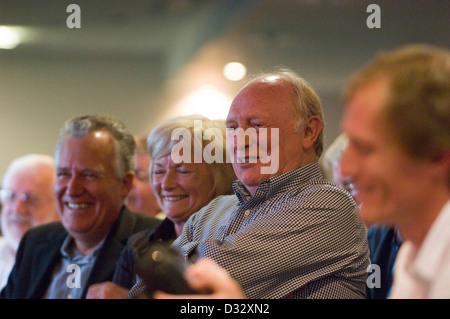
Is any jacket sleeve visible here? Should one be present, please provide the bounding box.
[0,230,31,299]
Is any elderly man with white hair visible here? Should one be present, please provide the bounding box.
[0,154,59,289]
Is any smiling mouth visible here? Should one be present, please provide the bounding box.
[236,157,258,163]
[66,202,91,209]
[163,196,187,201]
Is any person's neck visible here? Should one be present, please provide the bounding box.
[174,222,185,238]
[72,236,103,256]
[399,194,449,248]
[246,159,318,197]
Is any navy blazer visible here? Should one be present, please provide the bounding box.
[366,225,402,299]
[0,207,161,299]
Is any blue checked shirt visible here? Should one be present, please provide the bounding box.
[172,161,369,299]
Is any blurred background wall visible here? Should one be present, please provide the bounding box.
[0,0,448,176]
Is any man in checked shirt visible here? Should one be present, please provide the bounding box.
[148,67,369,299]
[159,44,450,300]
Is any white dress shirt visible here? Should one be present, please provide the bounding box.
[0,237,16,291]
[390,200,450,299]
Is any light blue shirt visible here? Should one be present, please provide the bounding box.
[43,235,104,299]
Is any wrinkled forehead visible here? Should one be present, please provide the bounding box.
[55,132,121,174]
[228,78,294,116]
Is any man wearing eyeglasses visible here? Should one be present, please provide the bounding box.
[0,154,59,290]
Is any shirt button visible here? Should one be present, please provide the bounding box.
[244,210,251,217]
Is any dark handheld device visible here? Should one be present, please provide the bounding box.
[133,241,197,298]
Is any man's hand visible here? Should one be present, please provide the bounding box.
[86,281,130,299]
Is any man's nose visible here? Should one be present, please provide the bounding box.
[10,197,29,215]
[66,175,83,196]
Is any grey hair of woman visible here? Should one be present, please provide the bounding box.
[147,114,237,198]
[54,114,136,179]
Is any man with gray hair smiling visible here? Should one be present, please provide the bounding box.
[0,115,160,299]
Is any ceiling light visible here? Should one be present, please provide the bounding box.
[223,62,247,81]
[0,26,22,49]
[174,85,232,120]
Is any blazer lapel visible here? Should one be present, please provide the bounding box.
[28,227,67,298]
[82,208,137,297]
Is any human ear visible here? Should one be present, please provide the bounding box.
[302,116,323,151]
[430,151,450,188]
[120,171,134,198]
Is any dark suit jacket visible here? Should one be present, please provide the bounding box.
[366,225,402,299]
[0,207,161,299]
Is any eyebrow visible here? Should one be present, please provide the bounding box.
[154,162,187,169]
[56,167,104,175]
[80,167,103,173]
[153,162,165,167]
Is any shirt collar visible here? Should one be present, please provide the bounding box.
[60,234,105,262]
[410,199,450,282]
[148,217,176,242]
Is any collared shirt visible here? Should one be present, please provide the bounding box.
[172,162,370,299]
[0,237,15,291]
[43,235,105,299]
[389,200,450,299]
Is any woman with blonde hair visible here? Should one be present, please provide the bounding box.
[87,114,236,299]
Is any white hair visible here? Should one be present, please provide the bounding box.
[2,154,55,187]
